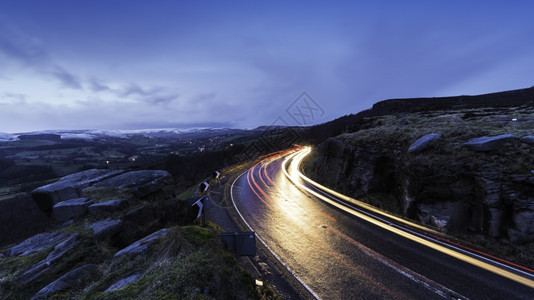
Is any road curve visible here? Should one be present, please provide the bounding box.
[230,146,534,299]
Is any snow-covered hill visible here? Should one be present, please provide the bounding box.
[0,128,248,142]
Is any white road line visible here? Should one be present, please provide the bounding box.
[230,169,321,300]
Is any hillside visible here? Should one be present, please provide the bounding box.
[300,86,534,144]
[304,87,534,267]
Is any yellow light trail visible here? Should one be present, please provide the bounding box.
[282,147,534,288]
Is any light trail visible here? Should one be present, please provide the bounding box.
[230,170,321,300]
[283,147,534,289]
[246,162,272,209]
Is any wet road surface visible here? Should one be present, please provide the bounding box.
[230,147,534,299]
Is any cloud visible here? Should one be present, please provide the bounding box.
[0,92,27,104]
[51,66,83,89]
[0,23,49,67]
[88,77,111,92]
[0,23,83,91]
[115,83,179,105]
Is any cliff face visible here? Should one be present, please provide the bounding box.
[307,108,534,247]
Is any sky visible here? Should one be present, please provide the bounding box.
[1,1,534,133]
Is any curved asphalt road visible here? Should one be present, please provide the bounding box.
[230,147,534,299]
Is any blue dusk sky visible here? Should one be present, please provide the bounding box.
[1,1,533,133]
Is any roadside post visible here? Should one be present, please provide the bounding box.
[190,195,210,226]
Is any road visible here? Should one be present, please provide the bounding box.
[230,146,534,299]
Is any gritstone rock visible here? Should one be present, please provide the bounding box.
[18,233,80,284]
[464,134,516,151]
[408,133,441,153]
[85,218,123,240]
[111,228,167,265]
[88,198,129,216]
[31,264,97,300]
[8,232,68,257]
[104,272,142,293]
[31,169,122,212]
[53,198,94,223]
[91,170,173,198]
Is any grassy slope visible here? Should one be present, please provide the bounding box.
[0,224,277,299]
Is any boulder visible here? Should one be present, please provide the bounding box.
[9,232,68,257]
[86,218,123,240]
[417,202,457,232]
[53,198,94,223]
[81,186,133,201]
[124,205,155,225]
[104,272,142,293]
[88,199,129,216]
[520,135,534,145]
[31,264,98,300]
[91,170,173,198]
[408,133,441,153]
[464,134,516,152]
[31,169,122,212]
[0,195,50,246]
[112,228,167,265]
[18,233,80,284]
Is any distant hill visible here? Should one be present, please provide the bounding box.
[300,86,534,144]
[370,86,534,115]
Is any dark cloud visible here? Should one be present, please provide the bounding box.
[0,22,84,91]
[116,83,179,105]
[51,66,83,89]
[0,23,49,67]
[89,77,111,92]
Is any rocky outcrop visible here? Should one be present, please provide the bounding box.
[508,196,534,243]
[88,198,129,216]
[31,169,173,214]
[53,198,94,223]
[86,218,123,240]
[408,133,441,153]
[124,205,155,225]
[104,272,142,293]
[520,135,534,145]
[8,232,68,257]
[1,167,186,298]
[0,195,49,246]
[309,122,534,244]
[31,264,98,300]
[464,134,516,152]
[31,169,122,212]
[111,228,167,265]
[92,170,173,198]
[18,233,80,284]
[417,202,457,232]
[311,138,355,192]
